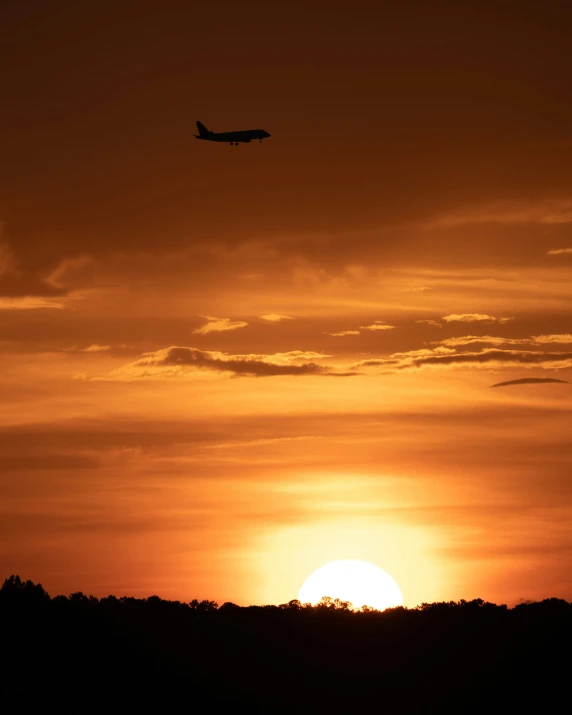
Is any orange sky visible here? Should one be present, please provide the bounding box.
[1,0,572,606]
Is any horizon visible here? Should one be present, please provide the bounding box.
[5,574,570,611]
[1,1,572,609]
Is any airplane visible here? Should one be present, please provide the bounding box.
[194,121,271,146]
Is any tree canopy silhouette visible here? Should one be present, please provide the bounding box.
[1,575,570,712]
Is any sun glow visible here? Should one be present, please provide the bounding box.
[298,560,404,611]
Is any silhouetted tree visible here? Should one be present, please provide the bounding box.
[189,599,218,611]
[219,601,240,611]
[314,596,353,610]
[69,591,90,604]
[0,574,49,604]
[359,604,380,613]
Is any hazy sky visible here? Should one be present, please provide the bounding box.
[1,0,572,606]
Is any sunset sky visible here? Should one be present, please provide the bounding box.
[1,1,572,607]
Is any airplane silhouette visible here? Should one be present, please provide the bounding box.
[195,121,271,146]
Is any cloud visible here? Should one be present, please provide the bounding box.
[416,319,442,327]
[259,314,294,322]
[532,334,572,344]
[112,346,348,379]
[442,313,511,323]
[46,255,96,291]
[0,234,17,280]
[391,347,456,359]
[437,334,572,348]
[83,344,112,352]
[64,344,111,353]
[0,228,98,305]
[359,321,395,331]
[491,377,570,388]
[325,320,394,336]
[437,335,522,348]
[268,350,332,363]
[547,248,572,255]
[428,199,572,227]
[354,346,455,369]
[327,330,361,337]
[0,297,66,310]
[1,228,70,299]
[192,316,249,335]
[404,348,572,370]
[353,347,572,372]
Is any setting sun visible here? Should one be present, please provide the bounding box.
[298,560,404,611]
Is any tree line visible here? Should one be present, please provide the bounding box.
[2,575,570,712]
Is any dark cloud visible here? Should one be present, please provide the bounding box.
[0,233,96,305]
[437,334,572,348]
[491,377,570,388]
[1,231,66,298]
[407,349,572,370]
[0,408,534,457]
[114,346,347,378]
[0,259,67,300]
[354,347,572,372]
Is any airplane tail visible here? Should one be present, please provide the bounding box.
[195,121,210,138]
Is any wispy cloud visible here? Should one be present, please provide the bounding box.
[259,314,294,322]
[428,199,572,227]
[353,347,572,372]
[491,377,570,388]
[354,346,454,369]
[269,350,332,363]
[64,344,111,353]
[424,348,572,370]
[532,334,572,344]
[112,347,348,379]
[1,231,76,300]
[547,248,572,255]
[327,330,361,337]
[442,313,512,323]
[193,316,249,335]
[0,234,17,279]
[325,320,394,336]
[46,255,96,290]
[360,321,395,331]
[416,319,442,327]
[437,335,521,348]
[0,297,66,310]
[437,334,572,348]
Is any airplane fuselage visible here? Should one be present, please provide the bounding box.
[195,122,271,145]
